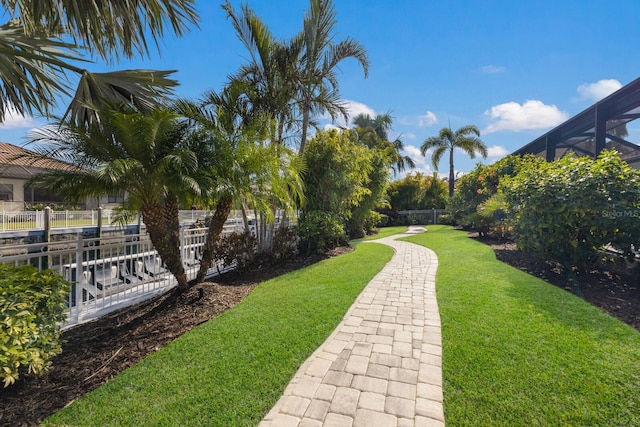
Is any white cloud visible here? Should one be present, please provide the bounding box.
[402,144,433,175]
[481,65,506,74]
[419,111,438,127]
[337,99,376,127]
[322,123,340,131]
[0,105,36,129]
[487,145,509,160]
[483,100,568,134]
[404,144,423,159]
[575,79,622,102]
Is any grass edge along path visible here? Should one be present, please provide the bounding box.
[403,226,640,427]
[44,243,394,427]
[351,225,409,243]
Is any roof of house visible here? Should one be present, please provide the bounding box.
[0,141,74,180]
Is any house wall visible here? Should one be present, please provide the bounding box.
[0,177,26,211]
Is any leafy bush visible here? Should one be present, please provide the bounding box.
[302,129,391,241]
[387,172,447,211]
[0,265,69,387]
[213,231,256,271]
[448,154,543,233]
[347,209,385,238]
[502,150,640,271]
[270,226,300,263]
[298,211,347,254]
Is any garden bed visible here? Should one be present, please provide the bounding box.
[474,233,640,331]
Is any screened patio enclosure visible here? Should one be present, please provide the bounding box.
[513,76,640,169]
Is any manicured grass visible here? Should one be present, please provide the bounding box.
[351,225,409,243]
[403,226,640,427]
[44,243,394,427]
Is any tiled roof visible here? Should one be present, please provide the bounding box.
[0,141,73,179]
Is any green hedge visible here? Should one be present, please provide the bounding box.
[502,150,640,271]
[0,265,69,387]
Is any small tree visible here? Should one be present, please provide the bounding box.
[302,128,390,243]
[387,172,447,211]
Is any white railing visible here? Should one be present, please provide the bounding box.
[0,209,252,232]
[0,212,293,328]
[0,227,236,328]
[0,210,41,231]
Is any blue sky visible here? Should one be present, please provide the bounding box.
[2,0,640,177]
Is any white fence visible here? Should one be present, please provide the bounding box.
[0,209,245,232]
[0,216,261,329]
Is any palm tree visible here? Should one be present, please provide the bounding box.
[0,0,199,125]
[296,0,369,154]
[177,82,305,282]
[222,1,300,147]
[421,125,487,197]
[352,112,415,175]
[26,108,203,292]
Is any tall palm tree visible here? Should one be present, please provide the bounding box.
[222,1,300,147]
[421,124,487,197]
[26,108,203,292]
[296,0,369,154]
[352,112,415,175]
[0,0,199,125]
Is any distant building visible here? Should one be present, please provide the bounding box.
[513,76,640,169]
[0,141,118,211]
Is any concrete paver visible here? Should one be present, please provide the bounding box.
[260,226,443,426]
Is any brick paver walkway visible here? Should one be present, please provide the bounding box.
[260,227,443,426]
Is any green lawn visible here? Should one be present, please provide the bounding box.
[44,243,394,427]
[351,225,409,243]
[403,226,640,427]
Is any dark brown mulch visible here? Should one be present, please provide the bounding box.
[0,249,351,427]
[472,233,640,332]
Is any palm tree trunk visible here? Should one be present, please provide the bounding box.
[140,202,189,292]
[241,199,250,233]
[299,106,311,155]
[195,195,233,283]
[448,148,455,198]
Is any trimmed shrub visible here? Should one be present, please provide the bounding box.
[0,265,68,387]
[213,231,257,271]
[298,211,347,254]
[502,150,640,271]
[270,226,300,263]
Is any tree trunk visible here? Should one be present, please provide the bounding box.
[195,195,233,283]
[140,201,189,292]
[448,148,455,198]
[298,102,311,155]
[241,200,250,233]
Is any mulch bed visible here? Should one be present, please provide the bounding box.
[1,236,639,426]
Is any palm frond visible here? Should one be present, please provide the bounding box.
[64,69,178,126]
[0,21,85,120]
[2,0,199,62]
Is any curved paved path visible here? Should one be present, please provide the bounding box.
[260,227,444,427]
